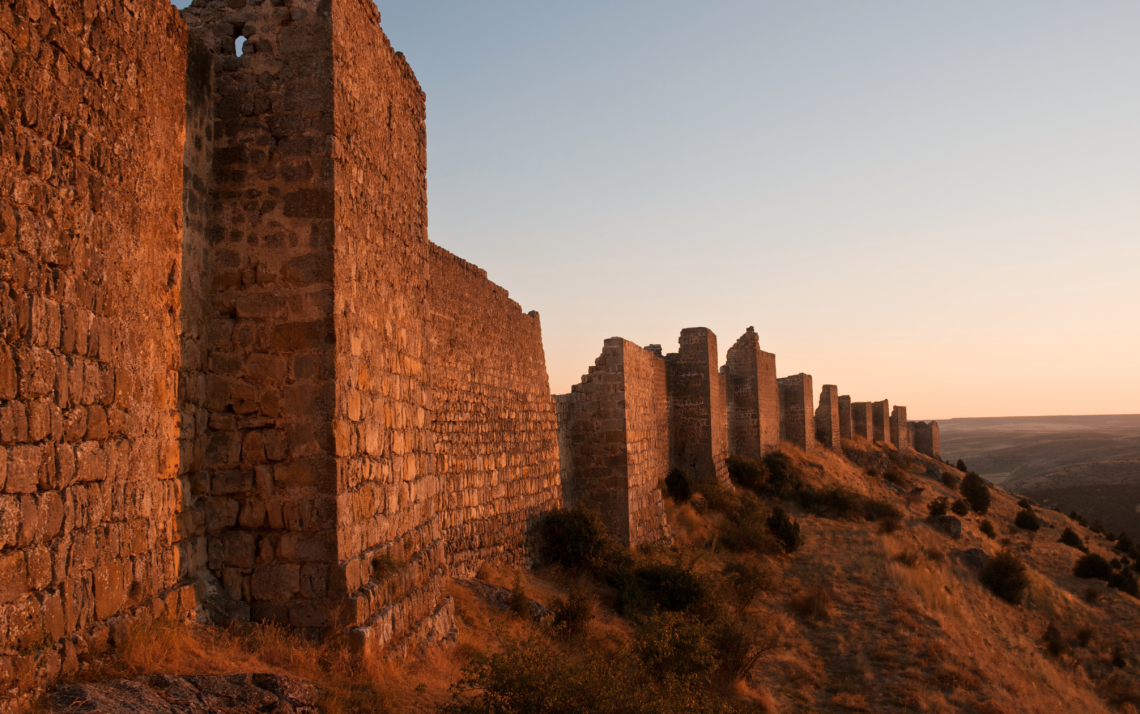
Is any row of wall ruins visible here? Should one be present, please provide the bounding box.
[0,0,938,703]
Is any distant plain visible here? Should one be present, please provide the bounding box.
[940,414,1140,535]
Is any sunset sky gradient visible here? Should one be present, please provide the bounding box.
[179,1,1140,419]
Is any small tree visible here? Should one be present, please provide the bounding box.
[1015,508,1041,531]
[1073,553,1112,581]
[927,496,949,517]
[1108,568,1140,598]
[980,520,997,538]
[956,458,968,472]
[981,548,1030,605]
[950,499,970,516]
[766,505,802,554]
[1059,528,1087,552]
[960,472,991,515]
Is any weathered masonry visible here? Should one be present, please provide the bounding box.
[778,374,815,451]
[890,406,909,450]
[851,402,873,440]
[555,339,671,548]
[872,400,891,443]
[815,385,841,451]
[0,0,564,697]
[666,328,730,485]
[724,328,780,460]
[912,421,940,459]
[837,395,853,440]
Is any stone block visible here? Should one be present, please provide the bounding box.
[252,564,301,602]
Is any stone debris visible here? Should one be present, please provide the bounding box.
[48,673,320,714]
[455,579,552,623]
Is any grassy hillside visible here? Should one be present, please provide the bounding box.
[70,439,1140,714]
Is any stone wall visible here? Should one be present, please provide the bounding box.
[890,406,909,450]
[556,338,669,548]
[724,327,780,460]
[913,421,940,459]
[665,328,729,485]
[427,245,561,573]
[851,402,872,440]
[0,0,196,701]
[777,374,814,451]
[837,395,853,440]
[814,385,840,451]
[872,400,890,443]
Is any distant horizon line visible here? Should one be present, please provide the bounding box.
[934,413,1140,421]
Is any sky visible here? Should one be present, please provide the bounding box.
[176,1,1140,419]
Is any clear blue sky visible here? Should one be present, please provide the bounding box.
[177,1,1140,419]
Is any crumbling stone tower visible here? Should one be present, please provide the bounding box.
[850,402,873,440]
[555,339,671,548]
[815,385,841,451]
[871,400,890,443]
[777,374,814,451]
[665,328,730,485]
[724,327,780,460]
[913,421,941,459]
[837,395,853,440]
[890,406,909,450]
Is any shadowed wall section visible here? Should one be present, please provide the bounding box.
[913,421,940,459]
[666,328,729,485]
[815,385,840,451]
[890,406,909,450]
[724,327,780,460]
[851,402,873,440]
[872,400,890,443]
[778,374,814,451]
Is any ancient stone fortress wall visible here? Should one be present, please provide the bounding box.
[890,406,909,450]
[724,327,780,460]
[0,0,197,699]
[556,339,670,548]
[837,395,853,440]
[814,385,840,451]
[872,400,890,443]
[850,402,873,440]
[777,374,814,451]
[665,328,729,485]
[912,421,940,459]
[426,244,562,573]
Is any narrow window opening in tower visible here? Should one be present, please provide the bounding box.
[235,36,246,56]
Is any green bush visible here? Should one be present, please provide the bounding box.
[1108,568,1140,598]
[725,456,768,492]
[1017,498,1032,509]
[536,506,610,570]
[1091,520,1106,535]
[981,548,1030,605]
[980,520,996,538]
[708,611,780,683]
[665,467,693,504]
[631,563,710,613]
[1059,527,1087,551]
[1073,553,1112,581]
[719,494,780,555]
[1070,511,1088,527]
[927,496,949,517]
[960,472,991,515]
[552,591,596,638]
[762,452,803,494]
[766,505,802,554]
[956,459,968,472]
[721,556,774,613]
[1014,508,1041,531]
[950,499,970,516]
[941,472,960,489]
[635,611,718,682]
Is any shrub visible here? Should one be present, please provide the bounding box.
[1059,527,1087,552]
[960,472,991,515]
[790,585,833,621]
[863,498,904,523]
[1073,553,1112,581]
[509,576,531,618]
[1091,520,1106,535]
[632,563,710,613]
[878,517,902,535]
[956,458,968,472]
[766,505,802,554]
[1070,511,1088,527]
[883,465,908,486]
[980,520,996,538]
[981,548,1030,605]
[799,487,900,524]
[762,452,803,494]
[1042,622,1066,657]
[719,495,780,555]
[552,591,596,637]
[941,472,960,489]
[721,556,774,613]
[635,612,718,682]
[1017,498,1032,509]
[725,456,768,492]
[950,499,970,516]
[536,506,609,570]
[1108,568,1140,598]
[708,612,780,683]
[1014,508,1041,531]
[665,467,693,504]
[927,497,949,518]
